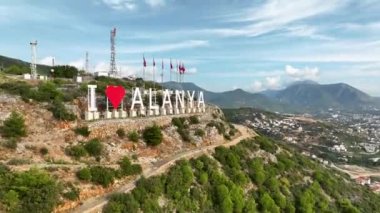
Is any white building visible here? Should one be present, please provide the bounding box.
[94,71,109,77]
[331,144,347,152]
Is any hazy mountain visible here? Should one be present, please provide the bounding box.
[162,81,380,113]
[0,54,53,74]
[162,82,294,112]
[264,82,379,112]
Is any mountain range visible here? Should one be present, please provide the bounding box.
[1,54,379,113]
[162,81,380,113]
[0,55,56,75]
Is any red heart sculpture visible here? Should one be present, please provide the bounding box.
[105,85,126,109]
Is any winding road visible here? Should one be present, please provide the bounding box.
[71,124,256,213]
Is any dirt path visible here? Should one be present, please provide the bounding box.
[71,124,256,213]
[333,164,380,178]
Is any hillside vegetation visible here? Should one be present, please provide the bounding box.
[103,136,380,213]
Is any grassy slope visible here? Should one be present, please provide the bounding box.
[103,136,380,213]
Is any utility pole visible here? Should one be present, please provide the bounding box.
[30,40,38,79]
[109,28,117,77]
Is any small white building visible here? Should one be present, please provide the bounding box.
[331,144,347,152]
[75,76,83,83]
[94,71,109,77]
[356,176,371,186]
[23,73,31,80]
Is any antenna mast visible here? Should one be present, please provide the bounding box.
[85,51,89,73]
[109,28,117,77]
[30,40,38,79]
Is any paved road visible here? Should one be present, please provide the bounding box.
[71,124,256,213]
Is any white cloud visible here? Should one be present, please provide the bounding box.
[236,0,342,23]
[101,0,137,10]
[69,59,85,70]
[145,0,165,8]
[285,65,319,80]
[120,40,209,53]
[285,25,334,40]
[94,61,108,72]
[39,56,55,66]
[271,39,380,62]
[248,76,282,92]
[339,22,380,31]
[186,67,197,74]
[266,76,282,89]
[250,81,263,92]
[100,0,166,10]
[205,0,345,38]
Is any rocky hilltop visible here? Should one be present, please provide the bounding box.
[0,74,239,212]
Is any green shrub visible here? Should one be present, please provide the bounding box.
[189,116,200,124]
[0,81,33,102]
[194,129,205,137]
[127,131,139,142]
[116,128,126,138]
[178,128,191,142]
[34,81,62,102]
[229,129,237,137]
[0,168,61,212]
[118,156,142,176]
[84,139,103,157]
[1,111,27,138]
[224,134,231,140]
[62,184,80,201]
[49,98,76,121]
[39,147,49,155]
[3,138,18,149]
[52,65,79,78]
[66,144,87,160]
[89,166,116,187]
[76,168,92,181]
[7,158,30,165]
[74,126,90,137]
[207,121,225,135]
[172,117,184,129]
[143,125,163,146]
[256,136,277,153]
[3,65,29,75]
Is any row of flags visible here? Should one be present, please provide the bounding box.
[143,56,186,74]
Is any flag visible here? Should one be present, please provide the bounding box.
[153,58,155,67]
[143,55,146,67]
[179,62,185,74]
[170,59,173,70]
[162,59,164,70]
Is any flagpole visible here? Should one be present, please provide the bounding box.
[143,54,146,89]
[153,59,155,90]
[176,60,179,83]
[161,59,164,84]
[170,59,172,82]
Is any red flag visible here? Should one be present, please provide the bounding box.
[182,63,186,73]
[153,58,155,67]
[170,59,173,69]
[143,55,146,67]
[162,59,164,70]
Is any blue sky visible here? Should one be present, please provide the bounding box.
[1,0,380,96]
